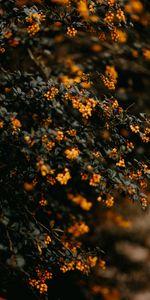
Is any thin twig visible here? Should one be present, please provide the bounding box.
[25,207,51,234]
[6,229,13,252]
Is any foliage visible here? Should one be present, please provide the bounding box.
[0,0,150,298]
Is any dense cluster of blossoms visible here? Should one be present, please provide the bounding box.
[0,0,150,299]
[101,66,118,90]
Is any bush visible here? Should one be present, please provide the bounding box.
[0,0,150,298]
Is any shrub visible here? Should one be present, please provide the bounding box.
[0,0,149,298]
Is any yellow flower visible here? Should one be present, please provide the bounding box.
[68,221,89,237]
[56,168,71,185]
[117,29,127,43]
[105,195,114,207]
[68,193,92,211]
[143,49,150,60]
[116,159,125,167]
[27,23,40,36]
[64,147,80,160]
[44,86,58,100]
[89,173,101,186]
[130,124,140,133]
[67,27,77,37]
[78,0,89,18]
[102,66,118,90]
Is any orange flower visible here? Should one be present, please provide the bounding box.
[11,118,22,128]
[68,221,89,237]
[27,23,40,36]
[68,193,92,211]
[116,158,125,167]
[67,27,77,37]
[105,195,114,207]
[64,147,80,160]
[44,87,58,100]
[56,168,71,185]
[78,0,89,18]
[89,173,101,186]
[130,124,140,133]
[102,66,118,90]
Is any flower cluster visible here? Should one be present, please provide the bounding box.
[29,269,52,294]
[56,168,71,185]
[44,87,59,100]
[26,11,45,36]
[65,92,97,119]
[67,193,92,211]
[67,26,77,37]
[64,147,80,160]
[60,255,98,274]
[101,66,118,90]
[68,222,89,237]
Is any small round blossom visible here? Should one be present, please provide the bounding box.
[139,179,147,189]
[126,141,134,150]
[37,160,50,176]
[23,180,37,191]
[0,120,4,128]
[140,197,148,209]
[47,175,56,185]
[0,47,5,54]
[108,0,116,6]
[56,130,64,141]
[143,164,150,174]
[77,0,89,18]
[80,173,88,180]
[44,234,52,245]
[108,148,118,159]
[125,0,143,14]
[143,49,150,60]
[88,256,98,268]
[112,99,119,109]
[116,158,125,167]
[46,141,55,151]
[98,32,106,41]
[117,29,127,43]
[140,134,149,143]
[39,198,48,206]
[3,31,13,39]
[11,118,22,129]
[99,259,106,270]
[130,124,140,133]
[89,173,101,186]
[89,2,95,13]
[97,195,102,202]
[66,129,77,136]
[144,127,150,135]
